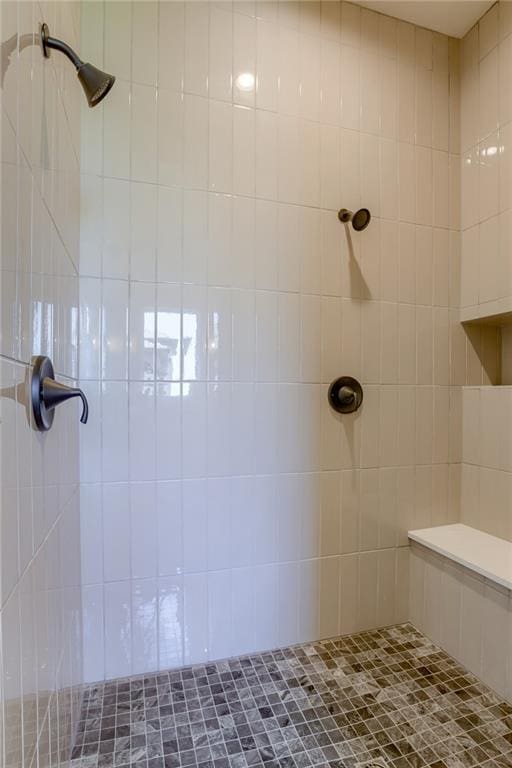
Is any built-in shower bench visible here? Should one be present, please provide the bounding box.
[407,523,512,703]
[408,523,512,591]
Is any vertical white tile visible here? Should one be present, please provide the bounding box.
[158,575,184,669]
[298,559,319,642]
[80,381,102,484]
[129,283,156,381]
[130,183,157,282]
[104,1,131,80]
[479,4,498,60]
[232,567,255,654]
[300,32,320,122]
[183,572,208,664]
[233,107,256,198]
[82,585,105,683]
[207,382,232,476]
[102,382,129,482]
[319,556,340,638]
[499,35,512,126]
[158,187,183,283]
[320,124,341,211]
[208,570,233,660]
[300,295,321,383]
[358,551,378,630]
[360,132,380,218]
[257,20,279,111]
[340,45,360,130]
[279,293,301,382]
[255,110,278,200]
[254,564,279,648]
[103,79,131,180]
[132,2,158,85]
[279,27,300,115]
[320,38,340,125]
[233,12,256,107]
[415,146,433,226]
[360,50,381,135]
[158,2,185,92]
[102,178,130,279]
[399,142,415,223]
[184,2,209,96]
[182,382,207,478]
[183,95,209,190]
[130,482,157,578]
[209,7,233,102]
[132,578,158,674]
[102,279,129,381]
[80,484,103,586]
[482,582,510,698]
[208,193,233,287]
[104,581,132,679]
[157,481,183,576]
[209,101,233,193]
[380,138,398,220]
[79,278,101,380]
[415,66,433,148]
[480,47,499,141]
[255,291,279,382]
[479,132,500,222]
[103,483,130,582]
[80,175,103,277]
[381,56,397,139]
[158,90,184,188]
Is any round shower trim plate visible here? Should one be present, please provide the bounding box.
[40,22,51,58]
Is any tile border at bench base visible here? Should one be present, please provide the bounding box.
[409,541,512,703]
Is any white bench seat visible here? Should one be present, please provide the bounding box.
[408,523,512,591]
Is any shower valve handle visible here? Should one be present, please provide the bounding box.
[338,386,356,405]
[31,355,89,431]
[41,377,89,424]
[328,376,363,414]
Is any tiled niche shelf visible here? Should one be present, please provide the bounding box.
[460,310,508,385]
[460,300,512,325]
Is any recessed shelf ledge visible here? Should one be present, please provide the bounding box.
[408,523,512,591]
[460,299,512,325]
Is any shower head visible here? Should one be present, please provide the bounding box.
[40,23,115,107]
[77,63,116,107]
[338,208,371,232]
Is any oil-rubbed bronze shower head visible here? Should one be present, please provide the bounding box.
[40,22,115,107]
[77,62,116,107]
[338,207,371,231]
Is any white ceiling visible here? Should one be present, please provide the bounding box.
[351,1,494,38]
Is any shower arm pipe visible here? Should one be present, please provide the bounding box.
[39,23,115,108]
[41,25,83,68]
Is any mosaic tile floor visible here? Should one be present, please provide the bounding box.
[71,624,512,768]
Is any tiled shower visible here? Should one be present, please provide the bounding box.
[78,0,463,681]
[1,0,512,767]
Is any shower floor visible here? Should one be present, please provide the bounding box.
[70,624,512,768]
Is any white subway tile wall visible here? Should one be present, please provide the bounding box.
[462,385,512,541]
[460,2,512,314]
[1,1,83,766]
[78,0,472,683]
[459,2,512,541]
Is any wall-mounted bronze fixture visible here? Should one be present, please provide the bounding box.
[338,208,371,231]
[40,22,115,107]
[328,376,363,414]
[31,356,89,432]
